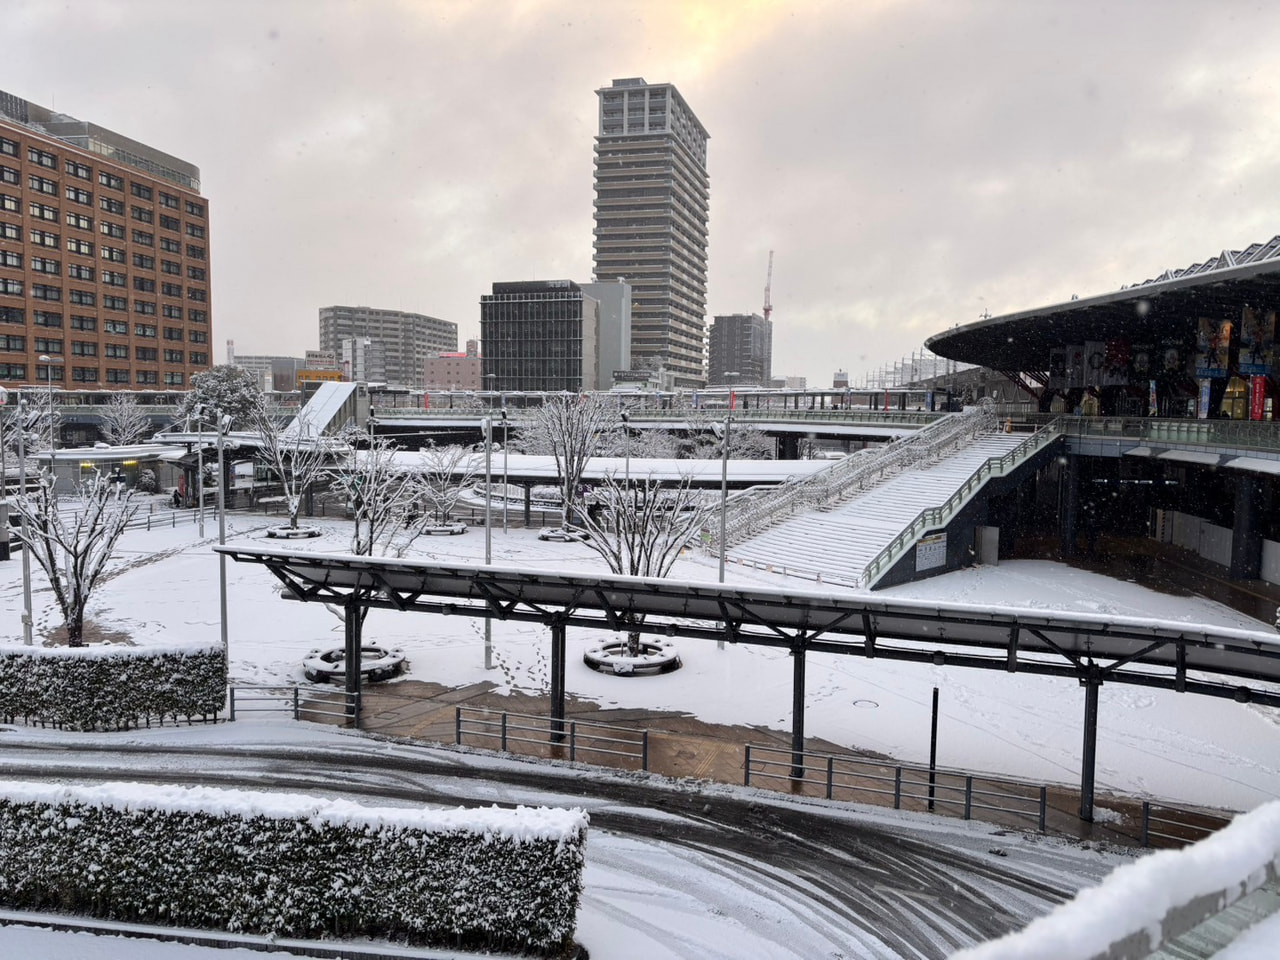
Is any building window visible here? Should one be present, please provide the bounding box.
[28,174,57,195]
[160,259,180,275]
[69,315,96,332]
[163,371,184,386]
[131,229,153,247]
[162,303,182,319]
[0,278,23,296]
[0,306,24,324]
[130,182,153,200]
[68,289,95,306]
[161,282,182,298]
[131,205,153,224]
[0,364,27,379]
[188,329,208,344]
[159,214,179,231]
[4,221,24,239]
[29,203,58,222]
[186,244,205,260]
[31,283,61,301]
[164,348,183,363]
[71,341,97,357]
[0,137,17,157]
[0,193,17,212]
[102,270,126,287]
[103,295,127,311]
[132,253,155,270]
[136,370,158,385]
[30,229,59,247]
[187,287,207,302]
[188,309,207,323]
[185,222,206,239]
[188,351,208,365]
[185,200,205,217]
[100,197,124,215]
[32,310,62,327]
[65,159,91,180]
[68,264,94,281]
[30,256,60,275]
[100,221,124,239]
[135,346,158,362]
[103,320,127,337]
[160,236,181,253]
[36,364,65,382]
[72,366,99,383]
[187,266,207,281]
[135,322,157,337]
[98,171,123,190]
[33,337,64,355]
[65,185,92,205]
[0,334,24,351]
[134,301,157,317]
[163,325,183,341]
[0,250,19,268]
[104,343,129,358]
[158,191,179,209]
[65,212,93,231]
[133,277,156,293]
[105,368,129,383]
[100,246,125,264]
[27,147,57,169]
[0,165,15,185]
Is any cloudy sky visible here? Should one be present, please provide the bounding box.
[8,0,1280,385]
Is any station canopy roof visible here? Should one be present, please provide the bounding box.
[926,235,1280,371]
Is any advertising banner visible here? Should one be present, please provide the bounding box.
[1251,376,1268,421]
[1240,307,1276,376]
[1067,345,1086,388]
[1083,341,1106,388]
[1102,340,1131,386]
[1195,317,1232,378]
[1048,348,1067,389]
[1197,379,1212,419]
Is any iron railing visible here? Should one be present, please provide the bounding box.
[227,685,358,725]
[455,707,649,771]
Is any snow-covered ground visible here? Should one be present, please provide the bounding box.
[2,511,1279,958]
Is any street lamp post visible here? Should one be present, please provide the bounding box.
[718,412,732,584]
[500,408,509,532]
[620,410,631,489]
[215,409,228,658]
[194,406,205,537]
[481,416,493,669]
[38,355,54,494]
[17,398,32,646]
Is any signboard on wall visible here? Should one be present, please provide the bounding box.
[916,533,947,572]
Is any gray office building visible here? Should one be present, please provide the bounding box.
[708,313,772,387]
[480,281,599,392]
[318,305,456,389]
[593,78,709,388]
[580,280,631,387]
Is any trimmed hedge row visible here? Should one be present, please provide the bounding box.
[0,646,226,729]
[0,783,587,957]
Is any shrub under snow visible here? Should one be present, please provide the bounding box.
[0,645,226,729]
[0,782,588,956]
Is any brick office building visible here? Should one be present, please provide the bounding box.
[0,90,211,392]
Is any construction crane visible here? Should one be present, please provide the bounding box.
[762,250,774,323]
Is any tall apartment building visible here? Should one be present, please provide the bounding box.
[708,313,772,386]
[0,90,211,391]
[593,78,709,388]
[318,305,456,389]
[341,336,385,384]
[480,280,599,392]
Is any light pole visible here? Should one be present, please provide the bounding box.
[17,398,32,645]
[481,416,493,669]
[38,355,54,493]
[500,407,509,532]
[215,409,228,658]
[718,412,732,584]
[194,405,205,537]
[620,409,631,489]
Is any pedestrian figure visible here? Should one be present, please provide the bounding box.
[172,488,181,509]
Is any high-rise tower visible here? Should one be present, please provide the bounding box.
[593,78,709,388]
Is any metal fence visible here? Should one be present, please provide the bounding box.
[455,706,649,771]
[1141,800,1231,848]
[227,685,358,725]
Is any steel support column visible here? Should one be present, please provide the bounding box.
[1060,454,1080,557]
[791,643,806,779]
[344,596,363,729]
[1079,664,1102,822]
[524,484,532,527]
[550,619,567,744]
[1230,472,1263,580]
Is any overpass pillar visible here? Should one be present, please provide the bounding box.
[1060,454,1080,557]
[344,595,364,730]
[550,618,567,744]
[1230,472,1264,580]
[778,435,800,460]
[523,484,533,527]
[1079,663,1102,822]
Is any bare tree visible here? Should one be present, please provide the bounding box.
[252,403,338,530]
[11,470,138,646]
[98,393,153,446]
[686,411,775,460]
[328,434,419,557]
[418,443,479,523]
[578,474,715,656]
[523,394,616,528]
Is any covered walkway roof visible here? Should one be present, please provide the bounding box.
[926,236,1280,371]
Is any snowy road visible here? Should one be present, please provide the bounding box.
[0,723,1128,959]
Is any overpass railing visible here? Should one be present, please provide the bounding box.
[860,419,1062,588]
[714,405,997,552]
[372,405,944,427]
[1020,413,1280,454]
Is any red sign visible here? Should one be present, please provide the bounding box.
[1251,376,1268,421]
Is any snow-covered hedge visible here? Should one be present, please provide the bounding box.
[0,782,587,956]
[0,645,226,730]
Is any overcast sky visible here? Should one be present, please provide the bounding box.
[8,0,1280,385]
